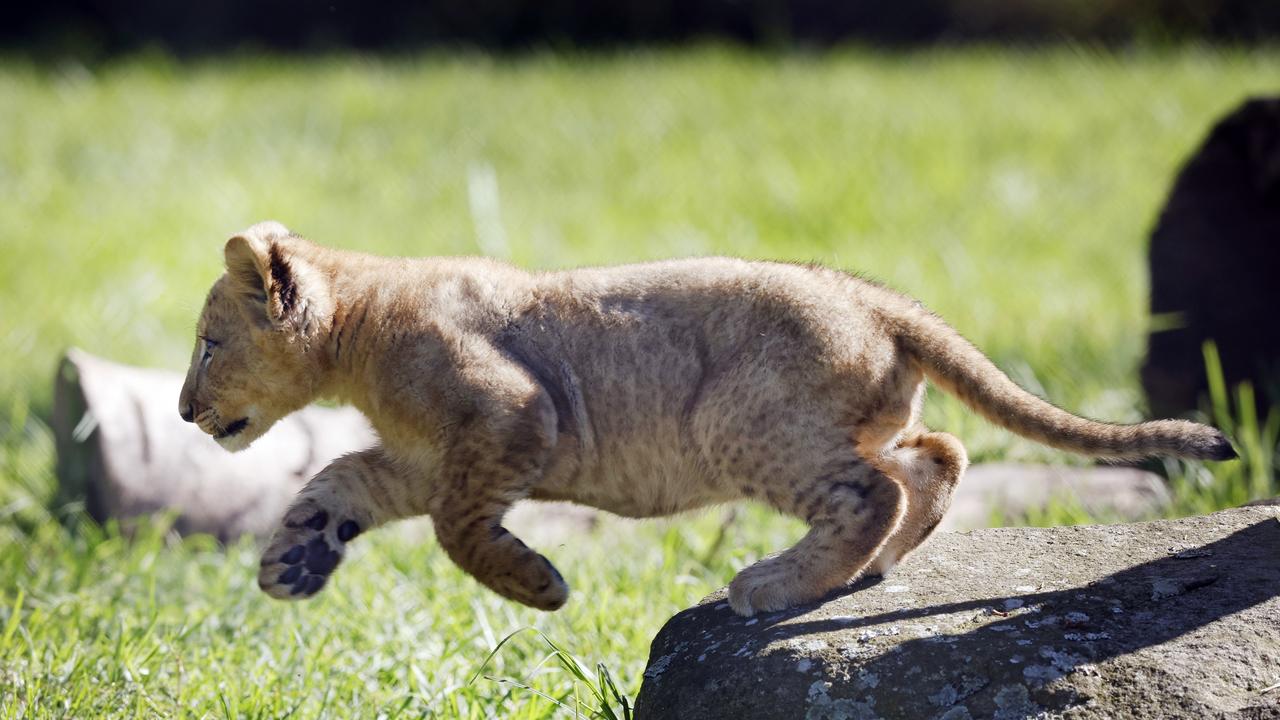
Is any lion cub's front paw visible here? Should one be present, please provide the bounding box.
[514,555,570,611]
[258,499,364,600]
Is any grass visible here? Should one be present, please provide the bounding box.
[1,45,1278,716]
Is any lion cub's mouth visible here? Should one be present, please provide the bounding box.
[214,417,250,439]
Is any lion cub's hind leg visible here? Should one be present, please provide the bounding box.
[866,429,968,578]
[726,459,906,617]
[259,447,422,600]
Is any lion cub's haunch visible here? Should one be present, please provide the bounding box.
[180,222,1235,616]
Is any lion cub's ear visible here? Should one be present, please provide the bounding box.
[224,221,332,341]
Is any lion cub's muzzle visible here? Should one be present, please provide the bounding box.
[190,407,249,440]
[215,417,250,439]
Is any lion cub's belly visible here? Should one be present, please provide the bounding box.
[534,438,724,518]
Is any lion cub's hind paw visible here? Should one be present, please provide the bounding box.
[727,558,822,617]
[258,503,364,600]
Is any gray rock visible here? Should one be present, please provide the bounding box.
[942,463,1171,531]
[635,507,1280,719]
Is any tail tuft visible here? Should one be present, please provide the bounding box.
[1197,430,1237,461]
[1164,420,1237,460]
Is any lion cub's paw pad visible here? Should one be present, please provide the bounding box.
[258,509,363,600]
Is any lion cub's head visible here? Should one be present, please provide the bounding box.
[178,221,334,452]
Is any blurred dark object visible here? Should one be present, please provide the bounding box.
[1142,97,1280,421]
[52,348,375,541]
[5,0,1280,57]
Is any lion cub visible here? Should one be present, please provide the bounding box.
[180,222,1234,616]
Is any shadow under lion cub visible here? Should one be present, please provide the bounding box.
[177,222,1235,616]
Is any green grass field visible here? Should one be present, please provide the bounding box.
[1,46,1277,717]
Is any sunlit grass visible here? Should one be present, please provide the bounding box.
[1,46,1278,717]
[1158,343,1280,517]
[0,459,799,717]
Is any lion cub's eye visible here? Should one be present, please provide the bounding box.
[200,337,219,367]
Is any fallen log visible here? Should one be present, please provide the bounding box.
[51,348,375,541]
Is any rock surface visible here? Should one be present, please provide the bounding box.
[635,507,1280,719]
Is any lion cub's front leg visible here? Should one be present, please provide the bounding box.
[259,447,422,599]
[428,392,569,612]
[432,502,569,611]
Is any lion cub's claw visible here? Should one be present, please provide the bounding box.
[258,504,363,600]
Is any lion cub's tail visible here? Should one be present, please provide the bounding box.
[889,304,1236,461]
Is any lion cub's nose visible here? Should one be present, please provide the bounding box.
[180,402,196,423]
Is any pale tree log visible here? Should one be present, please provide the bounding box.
[51,348,375,541]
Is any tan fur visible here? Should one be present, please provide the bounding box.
[180,222,1234,616]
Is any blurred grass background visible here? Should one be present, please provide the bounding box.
[0,46,1277,717]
